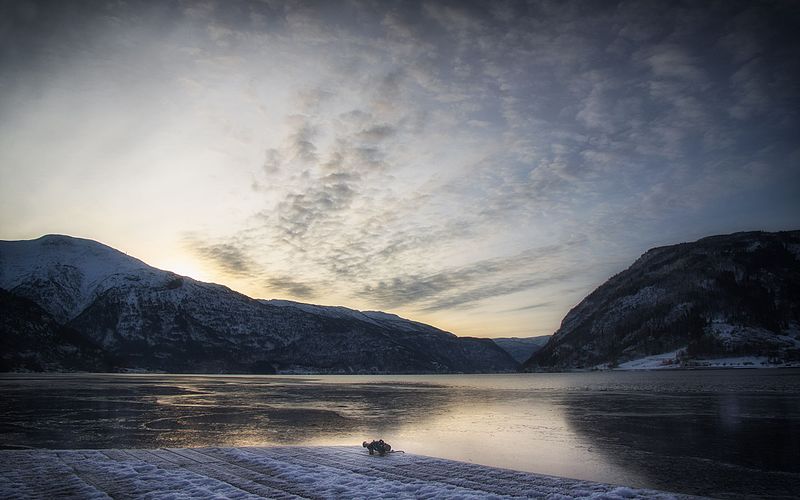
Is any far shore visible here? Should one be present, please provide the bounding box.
[2,362,800,376]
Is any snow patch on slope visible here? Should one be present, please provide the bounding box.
[262,299,449,334]
[613,349,685,370]
[708,322,800,350]
[262,299,383,326]
[362,310,445,332]
[598,349,800,370]
[611,286,665,313]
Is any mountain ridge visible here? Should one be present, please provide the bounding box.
[0,234,517,374]
[523,230,800,371]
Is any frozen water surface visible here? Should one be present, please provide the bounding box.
[1,370,798,498]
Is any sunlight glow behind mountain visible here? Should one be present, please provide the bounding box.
[1,0,798,337]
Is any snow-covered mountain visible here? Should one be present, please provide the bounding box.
[0,235,158,323]
[0,235,517,373]
[523,230,800,371]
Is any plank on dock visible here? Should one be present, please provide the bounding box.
[0,446,697,500]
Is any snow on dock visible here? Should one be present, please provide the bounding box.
[0,446,694,499]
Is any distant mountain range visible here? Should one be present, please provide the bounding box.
[491,336,551,364]
[0,235,517,374]
[523,230,800,371]
[4,230,798,374]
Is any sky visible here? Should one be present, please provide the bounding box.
[1,0,798,338]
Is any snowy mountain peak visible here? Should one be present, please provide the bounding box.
[1,234,153,281]
[0,234,169,322]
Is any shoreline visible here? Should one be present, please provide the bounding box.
[2,361,800,376]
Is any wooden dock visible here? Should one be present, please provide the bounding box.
[0,446,694,499]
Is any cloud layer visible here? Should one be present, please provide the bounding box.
[1,0,798,336]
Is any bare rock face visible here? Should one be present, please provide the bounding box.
[523,231,800,371]
[0,235,517,374]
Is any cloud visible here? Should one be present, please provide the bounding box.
[274,171,360,240]
[359,243,579,311]
[263,148,282,174]
[285,115,318,164]
[266,276,316,298]
[5,0,798,337]
[728,60,770,120]
[357,124,395,142]
[186,239,256,276]
[420,274,570,312]
[643,44,706,82]
[499,302,554,313]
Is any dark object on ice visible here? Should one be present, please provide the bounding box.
[362,439,392,455]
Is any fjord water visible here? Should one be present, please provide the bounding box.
[1,371,798,498]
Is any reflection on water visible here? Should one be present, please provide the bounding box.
[1,370,798,498]
[560,372,800,498]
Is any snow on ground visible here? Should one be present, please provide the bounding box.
[599,349,800,371]
[613,350,685,370]
[681,356,800,369]
[0,446,696,499]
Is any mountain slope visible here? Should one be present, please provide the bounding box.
[261,298,515,372]
[523,230,800,371]
[492,336,551,364]
[0,235,517,373]
[0,288,112,371]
